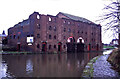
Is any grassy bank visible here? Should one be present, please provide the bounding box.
[103,45,115,50]
[1,51,66,55]
[107,49,120,74]
[82,55,101,77]
[1,51,32,55]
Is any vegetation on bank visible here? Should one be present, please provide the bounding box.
[1,51,32,54]
[82,55,101,77]
[107,49,120,75]
[103,45,115,49]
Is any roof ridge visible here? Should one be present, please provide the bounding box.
[58,12,94,24]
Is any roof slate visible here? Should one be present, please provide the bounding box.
[58,12,94,24]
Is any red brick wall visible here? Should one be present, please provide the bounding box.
[8,12,102,52]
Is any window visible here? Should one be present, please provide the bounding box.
[64,36,66,39]
[37,44,40,48]
[37,34,40,38]
[63,20,66,23]
[49,35,52,39]
[86,38,87,42]
[64,28,66,32]
[92,46,94,48]
[81,31,83,34]
[64,45,66,49]
[49,17,52,21]
[54,45,56,48]
[13,35,16,39]
[49,26,52,30]
[78,31,80,34]
[68,28,71,33]
[54,26,56,31]
[54,35,56,39]
[31,35,34,37]
[21,26,23,29]
[37,24,40,29]
[68,21,70,24]
[91,38,94,41]
[18,36,20,39]
[78,24,80,26]
[27,35,30,37]
[49,45,51,50]
[37,15,40,19]
[92,33,93,35]
[10,36,12,39]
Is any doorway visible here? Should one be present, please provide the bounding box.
[88,44,91,51]
[42,42,47,52]
[96,44,99,51]
[77,37,84,52]
[58,42,62,52]
[17,44,20,51]
[66,37,75,53]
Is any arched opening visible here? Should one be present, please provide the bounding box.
[67,36,75,43]
[77,37,84,52]
[58,42,62,52]
[42,42,47,52]
[66,36,75,53]
[77,37,84,43]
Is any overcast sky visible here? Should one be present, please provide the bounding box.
[0,0,113,44]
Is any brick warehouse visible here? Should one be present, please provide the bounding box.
[8,12,102,52]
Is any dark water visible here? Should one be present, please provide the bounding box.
[1,52,102,77]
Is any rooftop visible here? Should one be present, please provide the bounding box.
[57,12,94,24]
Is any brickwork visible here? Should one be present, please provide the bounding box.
[8,12,102,52]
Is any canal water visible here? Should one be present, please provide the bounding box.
[0,52,102,78]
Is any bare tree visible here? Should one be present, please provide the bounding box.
[97,0,120,47]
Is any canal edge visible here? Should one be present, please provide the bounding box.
[81,55,102,77]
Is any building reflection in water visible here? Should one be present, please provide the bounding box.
[26,59,33,76]
[2,52,102,77]
[1,62,7,78]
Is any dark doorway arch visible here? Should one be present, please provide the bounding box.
[96,44,99,51]
[67,36,75,43]
[77,37,84,52]
[58,42,62,52]
[66,36,76,53]
[42,42,47,52]
[17,44,20,51]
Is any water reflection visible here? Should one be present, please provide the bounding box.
[1,52,102,77]
[26,59,33,76]
[1,62,7,78]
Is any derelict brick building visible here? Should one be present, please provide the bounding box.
[8,12,102,52]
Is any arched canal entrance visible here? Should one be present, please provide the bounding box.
[77,37,84,52]
[66,36,76,53]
